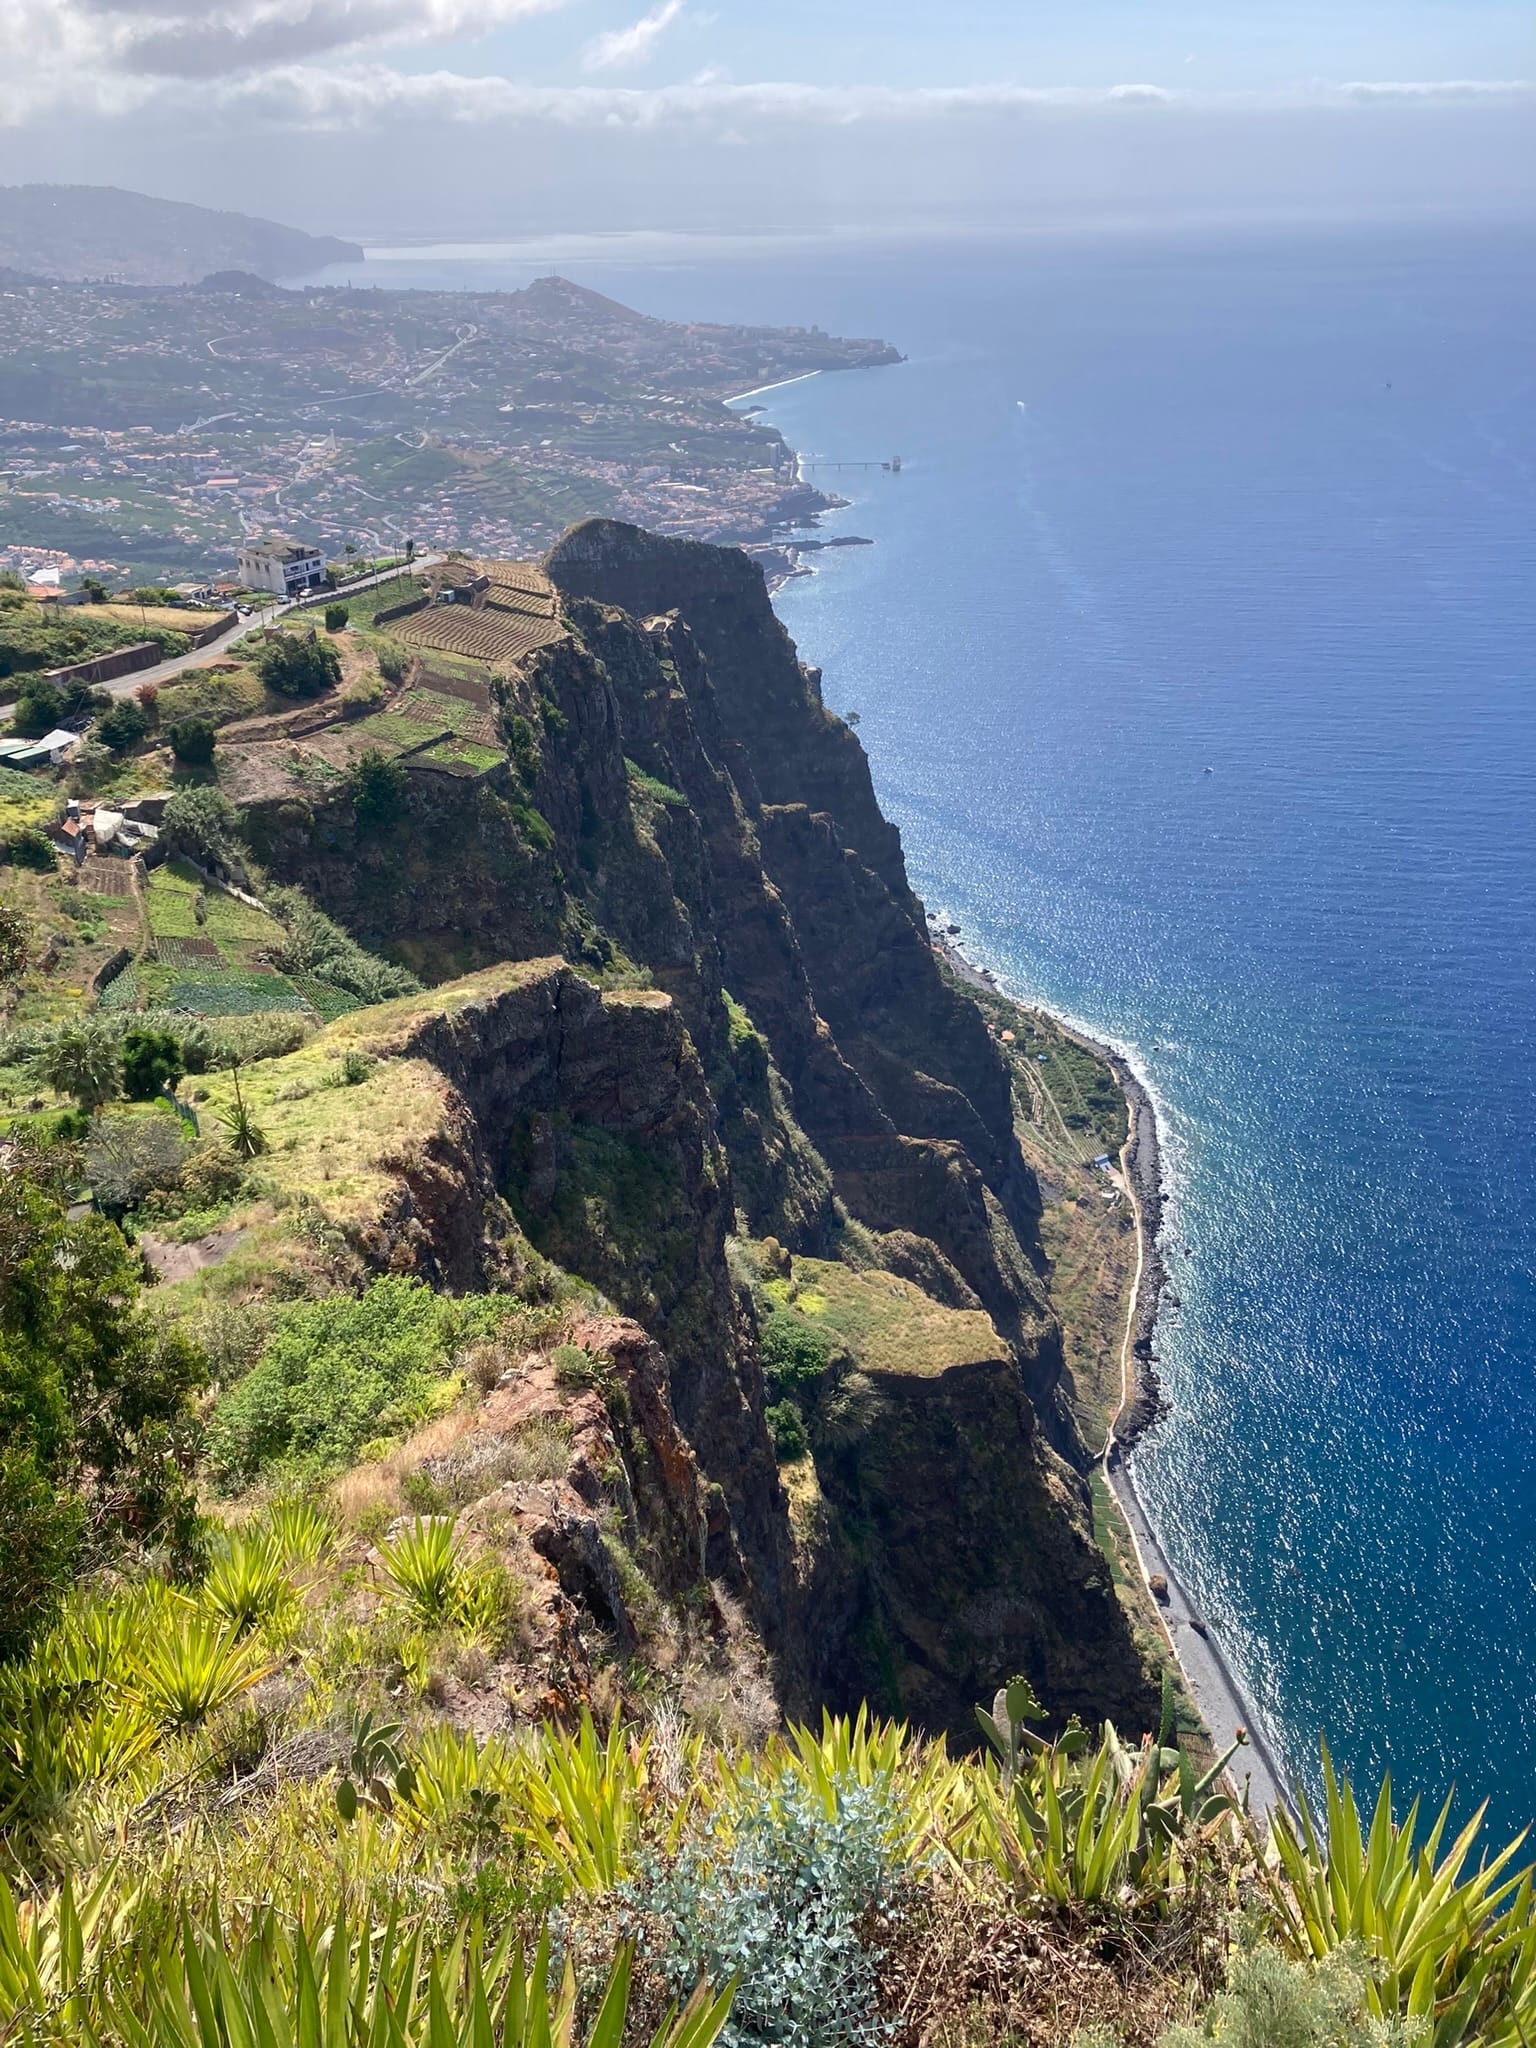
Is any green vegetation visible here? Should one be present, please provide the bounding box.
[206,1276,506,1487]
[0,591,186,684]
[625,758,688,809]
[760,1254,1004,1381]
[256,632,342,701]
[346,750,409,828]
[168,714,216,766]
[119,1026,184,1099]
[0,1154,206,1660]
[324,603,350,633]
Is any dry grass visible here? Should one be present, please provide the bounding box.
[72,602,228,637]
[883,1870,1227,2048]
[767,1256,1009,1379]
[331,1409,480,1526]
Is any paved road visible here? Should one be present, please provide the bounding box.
[1104,1447,1292,1820]
[0,557,442,718]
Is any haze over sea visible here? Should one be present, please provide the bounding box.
[313,223,1536,1831]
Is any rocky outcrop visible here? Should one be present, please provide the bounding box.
[231,518,1158,1739]
[804,1349,1153,1742]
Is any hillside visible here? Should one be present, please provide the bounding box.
[0,183,362,284]
[5,527,1530,2044]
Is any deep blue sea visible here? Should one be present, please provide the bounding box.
[310,224,1536,1833]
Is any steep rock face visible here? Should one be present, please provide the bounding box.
[232,520,1158,1738]
[384,963,793,1623]
[804,1348,1153,1742]
[546,520,907,896]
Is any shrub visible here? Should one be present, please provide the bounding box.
[339,669,386,713]
[324,603,350,631]
[180,1139,244,1206]
[1159,1938,1391,2048]
[9,677,65,736]
[2,825,55,871]
[638,1770,902,2048]
[120,1026,185,1100]
[766,1400,808,1463]
[160,785,245,870]
[0,1447,84,1663]
[265,884,418,1003]
[95,698,149,753]
[339,1048,374,1086]
[86,1109,189,1212]
[256,631,341,700]
[759,1309,834,1401]
[347,749,409,829]
[205,1276,503,1485]
[376,639,409,682]
[167,715,216,766]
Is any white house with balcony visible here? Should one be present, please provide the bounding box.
[237,536,326,598]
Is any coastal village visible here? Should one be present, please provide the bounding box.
[0,270,897,588]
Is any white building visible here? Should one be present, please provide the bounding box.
[237,536,326,599]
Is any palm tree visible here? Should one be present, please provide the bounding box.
[30,1019,121,1112]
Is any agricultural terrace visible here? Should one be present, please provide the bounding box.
[101,859,364,1022]
[393,603,565,667]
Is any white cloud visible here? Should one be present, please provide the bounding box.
[1,26,1531,135]
[582,0,686,74]
[1331,78,1532,100]
[0,0,571,90]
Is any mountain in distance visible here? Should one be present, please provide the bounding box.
[0,184,363,285]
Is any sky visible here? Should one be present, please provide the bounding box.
[0,0,1530,239]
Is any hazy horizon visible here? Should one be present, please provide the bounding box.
[0,0,1530,243]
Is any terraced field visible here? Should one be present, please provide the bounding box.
[393,603,564,666]
[474,560,553,600]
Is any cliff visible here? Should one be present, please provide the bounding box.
[210,519,1156,1741]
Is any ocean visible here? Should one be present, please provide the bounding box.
[309,222,1536,1832]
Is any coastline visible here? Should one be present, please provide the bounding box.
[932,931,1291,1818]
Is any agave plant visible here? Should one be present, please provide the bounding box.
[263,1496,337,1567]
[515,1710,658,1894]
[377,1517,465,1622]
[202,1530,295,1636]
[0,1869,138,2040]
[1267,1745,1536,2048]
[967,1680,1244,1910]
[87,1913,734,2048]
[130,1613,274,1732]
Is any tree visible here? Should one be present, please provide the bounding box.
[0,1155,207,1651]
[161,785,244,869]
[256,630,341,700]
[167,714,216,766]
[29,1019,122,1112]
[120,1027,185,1100]
[9,677,65,737]
[347,749,408,830]
[324,603,349,632]
[0,904,30,982]
[79,576,108,602]
[95,697,149,754]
